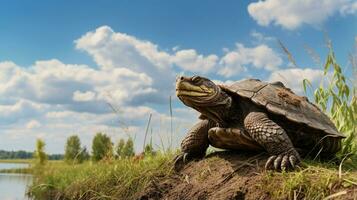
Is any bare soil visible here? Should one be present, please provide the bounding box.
[137,151,357,200]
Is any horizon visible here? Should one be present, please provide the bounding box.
[0,0,356,154]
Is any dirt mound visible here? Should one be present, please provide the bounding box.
[138,151,269,200]
[137,151,356,200]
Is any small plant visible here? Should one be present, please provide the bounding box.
[34,138,47,165]
[144,143,154,156]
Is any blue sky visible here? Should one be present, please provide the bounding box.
[0,0,356,153]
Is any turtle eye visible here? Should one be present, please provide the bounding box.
[206,81,214,87]
[191,76,201,83]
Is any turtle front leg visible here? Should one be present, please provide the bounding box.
[244,111,301,171]
[174,119,215,170]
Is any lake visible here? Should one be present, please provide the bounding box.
[0,163,32,200]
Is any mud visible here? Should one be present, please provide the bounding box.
[138,151,270,200]
[137,151,356,200]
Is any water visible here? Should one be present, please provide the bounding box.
[0,163,29,170]
[0,163,32,200]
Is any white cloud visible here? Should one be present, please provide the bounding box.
[26,120,41,129]
[268,68,324,94]
[248,0,357,30]
[212,79,236,86]
[172,49,218,73]
[340,1,357,15]
[0,58,159,112]
[0,100,47,124]
[250,30,275,43]
[219,43,282,77]
[73,91,96,102]
[75,26,172,71]
[75,26,221,75]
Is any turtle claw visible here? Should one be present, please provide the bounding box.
[173,152,189,171]
[273,155,282,170]
[265,155,276,169]
[265,153,300,171]
[289,155,297,168]
[281,155,289,171]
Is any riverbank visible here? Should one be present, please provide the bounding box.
[28,152,174,200]
[0,168,32,174]
[27,151,357,200]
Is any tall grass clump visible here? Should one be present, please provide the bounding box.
[29,152,175,200]
[302,40,357,162]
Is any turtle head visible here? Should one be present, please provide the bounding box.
[176,75,232,125]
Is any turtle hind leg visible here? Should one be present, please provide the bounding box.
[174,119,215,171]
[244,111,301,171]
[305,136,342,160]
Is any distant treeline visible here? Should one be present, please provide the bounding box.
[0,150,63,160]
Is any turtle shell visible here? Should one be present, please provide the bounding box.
[222,79,344,138]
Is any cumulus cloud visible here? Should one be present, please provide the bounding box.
[0,59,159,111]
[0,100,48,125]
[248,0,357,30]
[75,26,172,71]
[73,91,96,102]
[268,68,324,94]
[75,26,223,76]
[219,43,282,77]
[172,49,218,73]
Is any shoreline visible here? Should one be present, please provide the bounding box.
[0,168,32,174]
[0,159,33,164]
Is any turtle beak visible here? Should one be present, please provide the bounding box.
[176,76,210,97]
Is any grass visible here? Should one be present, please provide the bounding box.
[28,152,175,200]
[263,167,357,199]
[261,159,357,200]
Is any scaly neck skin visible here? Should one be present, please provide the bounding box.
[195,90,237,127]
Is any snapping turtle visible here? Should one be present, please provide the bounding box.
[175,75,345,170]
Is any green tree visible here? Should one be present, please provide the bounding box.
[92,133,113,161]
[64,135,83,163]
[123,137,135,158]
[115,138,125,159]
[64,135,80,161]
[34,139,47,165]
